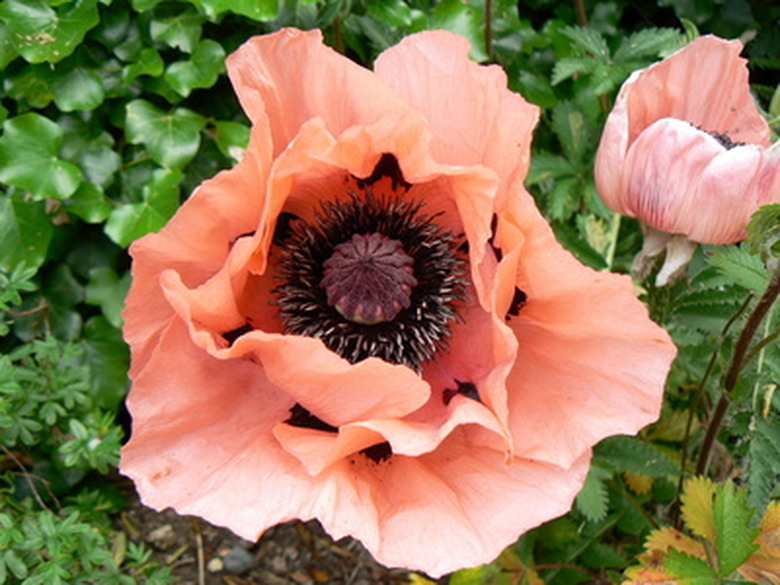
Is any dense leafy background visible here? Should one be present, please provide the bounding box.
[1,0,778,583]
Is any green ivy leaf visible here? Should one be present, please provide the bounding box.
[0,23,19,68]
[81,316,130,409]
[0,197,53,271]
[188,0,279,21]
[104,167,183,247]
[63,182,111,224]
[50,62,104,111]
[149,5,204,53]
[594,435,679,477]
[125,99,207,169]
[431,0,487,61]
[0,113,82,200]
[5,63,55,108]
[212,121,250,162]
[712,482,760,576]
[58,117,121,189]
[366,0,414,27]
[122,47,164,83]
[0,0,99,64]
[85,268,130,328]
[164,39,226,97]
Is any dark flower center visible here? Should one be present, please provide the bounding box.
[695,125,745,149]
[322,233,417,325]
[273,188,466,371]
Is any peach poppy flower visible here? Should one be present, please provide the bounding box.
[595,35,780,285]
[121,28,676,577]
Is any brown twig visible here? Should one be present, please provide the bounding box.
[573,0,587,26]
[193,519,206,585]
[695,271,780,476]
[0,444,55,512]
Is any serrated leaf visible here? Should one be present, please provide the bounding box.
[671,286,745,332]
[0,113,82,199]
[561,25,610,60]
[164,39,225,97]
[706,245,770,293]
[736,501,780,584]
[594,435,679,477]
[745,203,780,263]
[624,472,654,495]
[125,99,206,169]
[551,100,593,165]
[713,482,759,576]
[646,527,706,557]
[575,464,610,522]
[552,221,607,269]
[681,477,716,540]
[747,416,780,511]
[527,153,576,186]
[0,197,53,271]
[664,549,717,584]
[614,28,684,62]
[0,0,99,64]
[551,55,596,85]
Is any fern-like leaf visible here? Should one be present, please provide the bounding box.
[594,435,679,477]
[613,28,685,61]
[747,415,780,511]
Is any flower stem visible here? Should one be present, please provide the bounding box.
[695,271,780,475]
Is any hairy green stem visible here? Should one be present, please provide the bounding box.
[695,271,780,476]
[673,294,751,528]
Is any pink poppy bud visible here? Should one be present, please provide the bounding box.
[595,35,780,284]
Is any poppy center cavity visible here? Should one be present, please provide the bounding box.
[322,233,417,325]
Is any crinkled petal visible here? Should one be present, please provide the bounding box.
[227,28,410,157]
[374,30,539,207]
[341,429,592,577]
[501,190,676,467]
[622,35,770,148]
[123,121,271,376]
[623,118,771,243]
